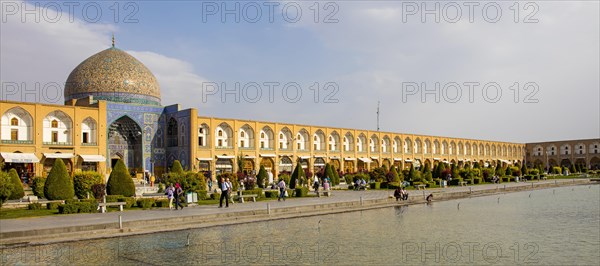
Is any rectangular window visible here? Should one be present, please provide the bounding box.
[297,143,301,150]
[261,142,265,149]
[241,140,245,147]
[314,143,317,150]
[218,139,222,147]
[10,129,18,140]
[198,136,204,146]
[52,131,58,142]
[82,132,89,143]
[279,143,283,149]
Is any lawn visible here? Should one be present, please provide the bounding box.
[0,208,58,219]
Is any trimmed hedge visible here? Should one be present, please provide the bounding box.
[117,197,136,208]
[264,190,279,198]
[370,182,381,189]
[137,198,155,209]
[242,188,263,198]
[44,158,75,200]
[155,199,169,207]
[294,187,309,197]
[46,202,61,210]
[58,202,97,214]
[210,192,220,200]
[28,203,42,210]
[106,159,135,197]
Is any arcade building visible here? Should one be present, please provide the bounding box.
[3,43,588,182]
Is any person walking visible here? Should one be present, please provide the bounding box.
[219,177,231,208]
[174,183,184,210]
[166,184,175,210]
[278,178,287,201]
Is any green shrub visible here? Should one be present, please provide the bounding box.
[76,202,97,213]
[210,192,220,200]
[73,171,103,199]
[137,198,155,209]
[264,191,279,198]
[155,199,169,207]
[473,178,482,184]
[387,182,400,190]
[65,199,79,205]
[529,169,539,176]
[552,166,562,175]
[449,177,463,186]
[45,202,60,210]
[8,169,24,200]
[163,171,207,195]
[117,197,136,208]
[171,160,184,175]
[257,166,268,188]
[344,174,354,185]
[294,187,309,197]
[0,171,13,207]
[44,159,74,200]
[106,159,135,197]
[242,188,263,198]
[501,176,512,182]
[105,195,124,202]
[290,163,305,189]
[427,182,438,188]
[58,204,78,214]
[28,202,42,210]
[380,182,388,189]
[369,182,381,189]
[31,176,46,198]
[197,190,208,200]
[347,185,354,190]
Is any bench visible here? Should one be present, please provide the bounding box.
[98,202,127,213]
[415,184,426,190]
[235,194,257,203]
[459,181,468,186]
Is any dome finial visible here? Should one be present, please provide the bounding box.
[112,33,115,47]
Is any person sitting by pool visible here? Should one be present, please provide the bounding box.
[426,193,433,203]
[402,188,409,200]
[360,178,367,190]
[355,178,361,191]
[394,187,402,201]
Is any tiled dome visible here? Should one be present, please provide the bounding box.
[64,46,161,105]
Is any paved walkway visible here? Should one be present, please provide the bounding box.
[1,178,589,236]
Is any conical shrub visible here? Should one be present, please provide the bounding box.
[44,159,74,200]
[107,159,135,197]
[8,169,24,200]
[171,160,184,175]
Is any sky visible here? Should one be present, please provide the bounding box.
[1,0,599,144]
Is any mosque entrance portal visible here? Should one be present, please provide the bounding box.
[108,116,143,172]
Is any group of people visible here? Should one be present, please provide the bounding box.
[354,178,367,190]
[165,183,185,210]
[393,187,409,201]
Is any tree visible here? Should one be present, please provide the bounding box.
[257,166,268,188]
[495,163,505,177]
[106,159,136,197]
[44,159,75,200]
[451,164,459,180]
[433,162,444,179]
[290,163,305,189]
[7,168,24,200]
[408,164,416,182]
[521,163,528,176]
[570,163,577,174]
[0,171,14,206]
[387,165,400,183]
[171,160,184,175]
[331,165,340,185]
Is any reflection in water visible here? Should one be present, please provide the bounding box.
[1,185,599,265]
